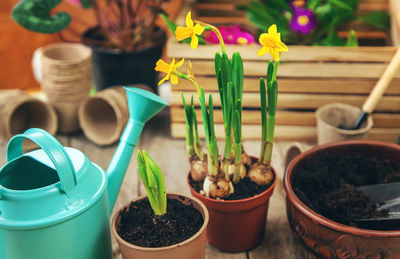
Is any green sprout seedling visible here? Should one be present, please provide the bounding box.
[137,150,166,216]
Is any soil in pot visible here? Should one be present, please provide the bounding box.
[116,197,204,247]
[293,152,400,228]
[189,174,274,200]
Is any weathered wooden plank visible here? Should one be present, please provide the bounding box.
[172,77,400,94]
[172,123,317,141]
[390,0,400,45]
[171,107,315,126]
[171,123,400,143]
[167,41,397,62]
[174,92,400,112]
[178,60,400,79]
[171,107,400,128]
[206,245,247,259]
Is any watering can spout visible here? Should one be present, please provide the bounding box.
[106,87,168,211]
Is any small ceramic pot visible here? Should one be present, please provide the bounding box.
[284,140,400,258]
[187,166,277,252]
[112,193,209,259]
[316,103,373,145]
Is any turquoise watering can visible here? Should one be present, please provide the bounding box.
[0,87,168,259]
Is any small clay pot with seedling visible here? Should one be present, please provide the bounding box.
[112,151,208,259]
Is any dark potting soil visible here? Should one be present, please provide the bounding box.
[189,175,272,200]
[117,197,204,248]
[293,152,400,227]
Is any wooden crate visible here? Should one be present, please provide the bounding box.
[168,0,400,143]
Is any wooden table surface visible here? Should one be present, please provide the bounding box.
[0,109,315,259]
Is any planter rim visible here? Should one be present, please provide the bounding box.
[111,192,209,251]
[187,166,277,205]
[284,139,400,236]
[81,26,166,55]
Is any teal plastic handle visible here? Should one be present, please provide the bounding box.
[6,128,77,195]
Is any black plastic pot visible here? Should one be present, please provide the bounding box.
[82,27,166,91]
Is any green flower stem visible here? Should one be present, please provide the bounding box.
[192,104,203,160]
[199,88,219,176]
[233,142,242,184]
[263,115,275,164]
[259,78,267,163]
[175,70,189,80]
[272,61,279,81]
[260,62,278,165]
[195,20,226,54]
[181,93,195,159]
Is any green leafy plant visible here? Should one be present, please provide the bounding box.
[11,0,167,51]
[241,0,390,46]
[155,14,287,199]
[137,150,166,215]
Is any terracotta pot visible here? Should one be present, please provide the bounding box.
[112,193,209,259]
[187,166,277,252]
[79,86,129,146]
[284,140,400,259]
[316,103,373,145]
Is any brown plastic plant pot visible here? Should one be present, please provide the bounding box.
[112,193,209,259]
[187,165,277,253]
[284,140,400,259]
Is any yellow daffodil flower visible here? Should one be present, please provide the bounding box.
[257,24,288,61]
[175,11,205,49]
[155,58,184,85]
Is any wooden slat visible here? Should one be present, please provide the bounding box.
[177,60,400,79]
[171,107,400,128]
[171,123,400,143]
[172,123,317,140]
[167,41,397,62]
[171,107,315,126]
[174,92,400,112]
[173,76,400,94]
[390,0,400,46]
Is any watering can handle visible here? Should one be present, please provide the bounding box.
[6,128,77,196]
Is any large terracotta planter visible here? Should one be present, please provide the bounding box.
[284,140,400,258]
[187,167,277,252]
[112,193,209,259]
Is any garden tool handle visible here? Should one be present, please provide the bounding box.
[6,128,77,196]
[362,48,400,114]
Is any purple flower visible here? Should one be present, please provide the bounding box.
[290,8,316,35]
[205,25,255,45]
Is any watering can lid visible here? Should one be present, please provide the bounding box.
[0,129,106,229]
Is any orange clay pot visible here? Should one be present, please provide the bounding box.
[187,166,277,252]
[112,193,209,259]
[284,140,400,259]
